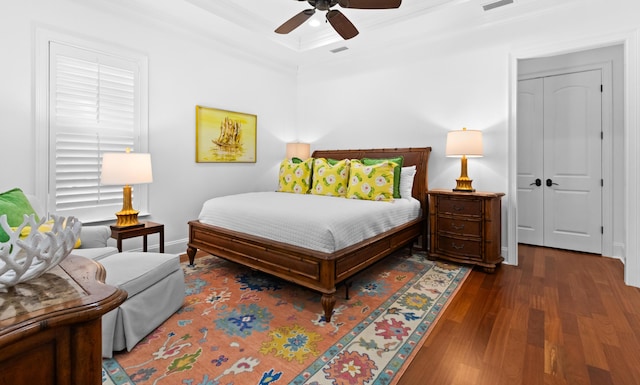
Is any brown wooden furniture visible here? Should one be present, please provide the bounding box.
[0,255,127,385]
[428,189,504,272]
[111,220,164,252]
[187,147,431,322]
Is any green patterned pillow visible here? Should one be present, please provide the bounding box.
[311,158,350,197]
[361,156,404,198]
[346,159,397,201]
[0,188,39,242]
[277,158,313,194]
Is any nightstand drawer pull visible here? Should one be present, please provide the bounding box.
[450,223,465,230]
[451,242,465,250]
[453,205,464,212]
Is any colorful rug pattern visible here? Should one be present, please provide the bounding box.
[102,250,469,385]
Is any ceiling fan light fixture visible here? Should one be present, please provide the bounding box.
[275,0,401,40]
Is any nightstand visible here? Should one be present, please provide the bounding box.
[428,189,504,272]
[110,221,164,253]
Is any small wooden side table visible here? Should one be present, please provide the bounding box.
[110,221,165,253]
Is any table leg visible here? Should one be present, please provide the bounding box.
[143,235,148,252]
[117,239,123,252]
[160,230,164,253]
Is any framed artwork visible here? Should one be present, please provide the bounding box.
[195,105,257,163]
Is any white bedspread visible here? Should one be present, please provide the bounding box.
[198,192,421,253]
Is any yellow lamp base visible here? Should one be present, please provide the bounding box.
[112,185,144,228]
[452,155,476,192]
[453,177,475,192]
[113,209,144,228]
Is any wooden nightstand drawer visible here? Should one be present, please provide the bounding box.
[435,234,482,260]
[438,216,482,237]
[437,196,482,217]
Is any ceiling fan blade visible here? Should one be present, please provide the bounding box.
[338,0,401,9]
[275,9,315,34]
[326,10,359,40]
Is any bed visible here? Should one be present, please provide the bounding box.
[187,147,431,322]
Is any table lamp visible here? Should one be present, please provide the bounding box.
[100,149,153,228]
[286,142,311,159]
[446,127,483,192]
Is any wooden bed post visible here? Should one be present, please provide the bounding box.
[186,246,197,266]
[321,293,337,322]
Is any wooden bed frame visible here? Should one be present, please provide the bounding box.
[187,147,431,322]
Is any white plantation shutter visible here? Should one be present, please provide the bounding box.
[48,42,148,222]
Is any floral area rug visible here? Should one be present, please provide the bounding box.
[102,249,470,385]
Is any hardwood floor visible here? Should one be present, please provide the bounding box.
[397,244,640,385]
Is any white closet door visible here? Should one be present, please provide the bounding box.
[517,70,602,254]
[543,70,602,253]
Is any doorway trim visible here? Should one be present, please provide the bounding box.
[507,30,640,288]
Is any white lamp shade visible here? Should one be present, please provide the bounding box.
[445,129,483,157]
[101,152,153,185]
[286,142,311,159]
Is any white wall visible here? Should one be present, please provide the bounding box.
[0,0,297,253]
[296,0,640,282]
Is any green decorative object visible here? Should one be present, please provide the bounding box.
[0,188,39,242]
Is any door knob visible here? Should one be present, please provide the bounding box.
[546,178,559,187]
[529,178,542,187]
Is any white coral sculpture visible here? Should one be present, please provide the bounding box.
[0,214,82,289]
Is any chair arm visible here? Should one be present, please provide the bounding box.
[79,225,112,248]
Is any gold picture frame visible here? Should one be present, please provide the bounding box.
[195,105,257,163]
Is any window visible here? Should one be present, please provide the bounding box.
[36,32,148,223]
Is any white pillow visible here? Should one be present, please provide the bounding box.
[399,165,417,199]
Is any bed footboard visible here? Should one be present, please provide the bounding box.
[187,217,423,322]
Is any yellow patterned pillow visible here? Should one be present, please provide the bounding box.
[277,158,313,194]
[311,158,350,197]
[346,159,397,201]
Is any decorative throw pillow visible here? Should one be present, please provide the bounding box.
[346,159,397,201]
[0,188,39,242]
[361,156,404,198]
[277,158,313,194]
[311,158,350,197]
[399,165,417,199]
[13,219,82,249]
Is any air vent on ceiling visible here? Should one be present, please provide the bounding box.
[482,0,514,11]
[330,46,349,54]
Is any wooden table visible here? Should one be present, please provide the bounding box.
[0,255,127,385]
[110,221,164,253]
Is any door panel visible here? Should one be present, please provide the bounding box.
[517,78,544,245]
[543,70,602,253]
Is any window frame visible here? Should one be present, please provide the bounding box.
[35,28,149,223]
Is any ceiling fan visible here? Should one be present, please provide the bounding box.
[275,0,402,40]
